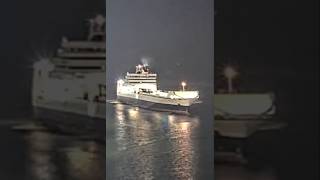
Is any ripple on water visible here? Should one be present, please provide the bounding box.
[107,104,212,180]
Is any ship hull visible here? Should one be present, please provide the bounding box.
[117,95,191,114]
[33,106,105,140]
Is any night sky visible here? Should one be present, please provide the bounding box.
[0,0,105,116]
[215,0,318,92]
[1,0,317,114]
[106,0,214,95]
[215,0,318,122]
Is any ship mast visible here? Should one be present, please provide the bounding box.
[88,14,106,41]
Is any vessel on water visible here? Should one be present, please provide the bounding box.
[213,66,285,163]
[214,93,279,138]
[32,15,106,137]
[116,64,200,114]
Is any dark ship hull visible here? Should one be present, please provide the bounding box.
[117,96,194,114]
[33,105,105,141]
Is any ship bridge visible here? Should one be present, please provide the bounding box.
[117,64,158,93]
[51,15,106,73]
[125,64,157,85]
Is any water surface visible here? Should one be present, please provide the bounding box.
[106,103,214,179]
[0,119,106,180]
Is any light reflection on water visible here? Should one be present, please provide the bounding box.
[107,103,213,180]
[25,131,105,180]
[27,132,57,180]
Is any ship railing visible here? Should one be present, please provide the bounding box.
[61,41,106,49]
[214,103,276,120]
[126,73,157,77]
[57,51,106,58]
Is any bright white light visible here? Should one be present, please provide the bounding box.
[224,66,238,79]
[179,122,191,131]
[128,108,139,119]
[224,66,238,93]
[33,59,55,71]
[181,81,187,91]
[117,79,124,84]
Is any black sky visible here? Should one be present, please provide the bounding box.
[215,0,318,91]
[1,0,105,116]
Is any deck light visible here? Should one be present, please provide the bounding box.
[181,81,187,91]
[224,66,238,93]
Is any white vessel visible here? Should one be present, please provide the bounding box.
[212,66,284,138]
[213,66,285,162]
[214,93,279,138]
[117,64,200,114]
[32,15,106,135]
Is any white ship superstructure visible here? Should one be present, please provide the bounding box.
[32,15,106,134]
[117,64,200,114]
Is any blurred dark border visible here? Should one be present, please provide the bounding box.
[215,0,318,179]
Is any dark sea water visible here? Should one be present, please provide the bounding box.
[0,111,304,180]
[106,101,214,180]
[0,119,106,180]
[0,86,309,180]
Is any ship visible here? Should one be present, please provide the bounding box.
[213,66,286,163]
[31,15,106,137]
[116,64,200,114]
[214,93,278,138]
